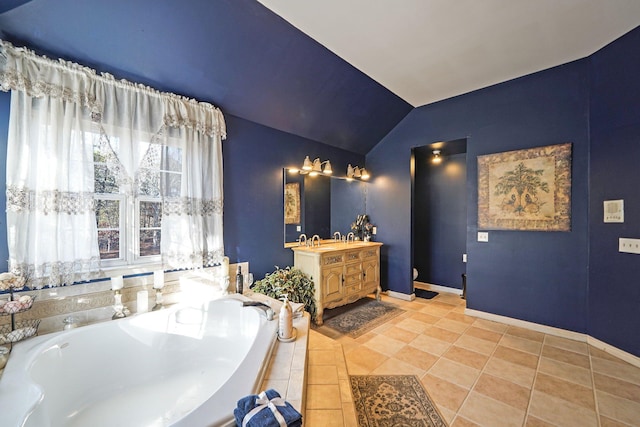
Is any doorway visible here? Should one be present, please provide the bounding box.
[411,139,467,293]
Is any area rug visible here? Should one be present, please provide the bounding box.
[313,297,404,339]
[350,375,448,427]
[415,288,439,300]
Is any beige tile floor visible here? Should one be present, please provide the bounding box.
[305,291,640,426]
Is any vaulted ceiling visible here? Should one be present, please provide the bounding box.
[1,1,639,154]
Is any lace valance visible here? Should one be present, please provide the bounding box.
[0,39,226,139]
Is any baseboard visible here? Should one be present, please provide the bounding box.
[385,290,416,301]
[587,336,640,368]
[465,308,640,369]
[414,281,462,296]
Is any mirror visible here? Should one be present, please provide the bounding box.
[283,168,367,246]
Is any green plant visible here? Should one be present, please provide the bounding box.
[252,266,317,321]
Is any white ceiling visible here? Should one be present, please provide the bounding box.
[257,0,640,107]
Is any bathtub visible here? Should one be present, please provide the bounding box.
[0,295,278,427]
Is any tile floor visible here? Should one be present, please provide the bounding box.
[304,291,640,426]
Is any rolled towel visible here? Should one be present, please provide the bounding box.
[234,389,302,427]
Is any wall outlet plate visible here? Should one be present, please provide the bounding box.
[462,253,467,263]
[478,232,489,242]
[619,238,640,254]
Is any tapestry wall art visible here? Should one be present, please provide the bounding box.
[478,142,572,231]
[284,182,301,224]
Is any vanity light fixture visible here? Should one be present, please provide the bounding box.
[295,156,332,176]
[432,150,442,164]
[302,156,313,171]
[346,164,370,180]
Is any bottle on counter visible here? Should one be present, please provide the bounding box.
[235,265,243,294]
[279,295,293,340]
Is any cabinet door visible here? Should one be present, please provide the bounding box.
[321,265,344,303]
[362,259,379,290]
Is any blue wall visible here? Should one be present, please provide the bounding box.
[589,28,640,356]
[368,60,590,333]
[222,114,364,279]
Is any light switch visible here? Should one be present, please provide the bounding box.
[296,225,301,232]
[478,232,489,242]
[462,254,467,262]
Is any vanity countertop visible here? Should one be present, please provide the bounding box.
[290,240,382,253]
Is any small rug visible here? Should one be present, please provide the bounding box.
[313,298,404,339]
[415,288,439,300]
[350,375,448,427]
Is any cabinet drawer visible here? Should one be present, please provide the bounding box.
[345,283,362,295]
[360,248,379,260]
[344,272,362,287]
[344,263,362,276]
[344,251,361,263]
[322,253,344,266]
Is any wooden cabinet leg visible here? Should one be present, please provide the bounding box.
[315,306,324,326]
[375,285,381,301]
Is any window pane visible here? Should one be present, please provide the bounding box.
[140,201,162,228]
[162,171,181,197]
[140,230,161,256]
[96,199,120,228]
[94,165,119,194]
[98,230,120,259]
[93,134,120,162]
[163,146,182,172]
[138,169,160,197]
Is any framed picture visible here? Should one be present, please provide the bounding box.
[478,142,572,231]
[284,182,301,224]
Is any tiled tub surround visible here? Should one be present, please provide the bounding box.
[0,263,248,336]
[0,265,309,424]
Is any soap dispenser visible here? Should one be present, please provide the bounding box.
[278,295,293,340]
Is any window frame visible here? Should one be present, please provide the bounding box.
[93,137,178,270]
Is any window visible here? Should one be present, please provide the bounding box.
[2,40,225,288]
[93,135,182,267]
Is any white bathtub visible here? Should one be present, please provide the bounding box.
[0,295,278,427]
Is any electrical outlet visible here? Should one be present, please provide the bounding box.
[462,254,467,263]
[478,232,489,242]
[296,225,301,232]
[619,238,640,254]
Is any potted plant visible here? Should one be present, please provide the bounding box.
[252,266,317,322]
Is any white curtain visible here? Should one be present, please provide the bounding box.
[160,97,225,269]
[0,40,226,288]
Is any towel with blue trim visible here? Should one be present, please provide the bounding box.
[234,389,302,427]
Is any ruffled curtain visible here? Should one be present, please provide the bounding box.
[0,40,226,288]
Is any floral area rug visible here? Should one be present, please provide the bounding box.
[350,375,448,427]
[312,297,404,339]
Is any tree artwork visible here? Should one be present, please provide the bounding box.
[478,143,572,231]
[494,162,549,215]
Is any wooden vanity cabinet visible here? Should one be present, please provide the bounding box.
[292,242,382,325]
